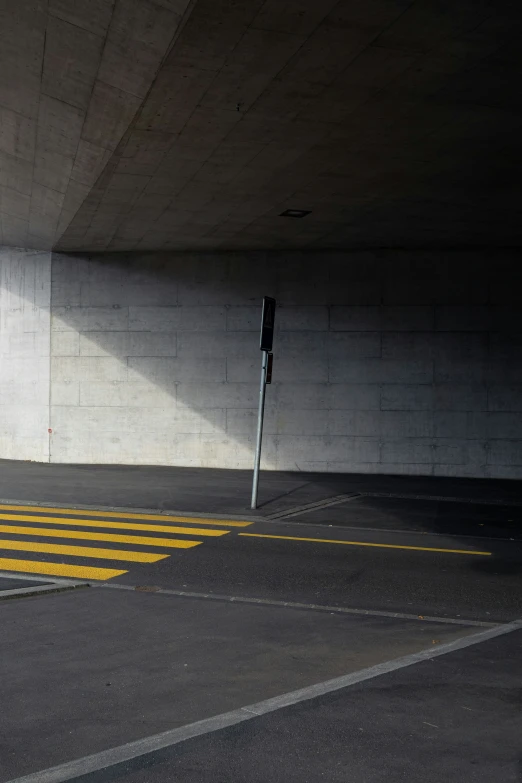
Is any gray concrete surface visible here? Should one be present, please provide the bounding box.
[0,0,191,250]
[2,247,522,476]
[0,586,475,781]
[2,0,522,251]
[106,629,522,783]
[2,1,522,475]
[0,248,50,461]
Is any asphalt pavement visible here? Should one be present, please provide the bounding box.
[1,586,479,782]
[101,629,522,783]
[0,497,520,622]
[0,462,521,782]
[1,459,522,517]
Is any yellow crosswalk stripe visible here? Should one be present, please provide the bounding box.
[0,525,202,549]
[0,513,229,537]
[0,503,239,582]
[0,504,251,527]
[0,558,126,580]
[0,539,169,563]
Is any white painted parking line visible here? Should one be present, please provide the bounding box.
[6,618,522,783]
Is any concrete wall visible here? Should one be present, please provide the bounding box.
[0,246,51,460]
[45,249,522,478]
[1,246,520,477]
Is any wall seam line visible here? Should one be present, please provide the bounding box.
[47,250,52,463]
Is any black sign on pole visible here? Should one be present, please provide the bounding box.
[260,296,276,351]
[266,352,273,384]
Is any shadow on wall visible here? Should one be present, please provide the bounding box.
[45,248,522,477]
[52,250,376,470]
[50,251,286,469]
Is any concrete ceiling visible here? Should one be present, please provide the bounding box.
[1,0,522,252]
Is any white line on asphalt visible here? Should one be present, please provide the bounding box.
[266,493,360,520]
[0,571,84,586]
[0,570,502,626]
[97,581,498,627]
[5,619,522,783]
[0,584,85,600]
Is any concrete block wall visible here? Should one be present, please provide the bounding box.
[1,246,521,477]
[43,249,522,478]
[0,246,51,460]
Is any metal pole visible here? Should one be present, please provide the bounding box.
[251,349,268,509]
